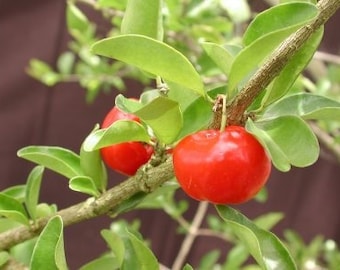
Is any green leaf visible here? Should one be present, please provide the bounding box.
[140,89,162,105]
[261,93,340,121]
[57,52,75,74]
[121,0,163,40]
[243,2,316,45]
[122,96,183,144]
[223,244,249,270]
[69,176,101,197]
[198,250,220,269]
[83,120,151,151]
[201,42,235,75]
[97,0,127,9]
[116,94,183,144]
[123,229,159,270]
[176,96,213,140]
[101,229,125,266]
[1,185,26,202]
[0,251,9,267]
[167,81,202,111]
[243,1,318,45]
[80,125,108,192]
[25,166,44,221]
[228,2,318,95]
[115,95,143,112]
[112,192,147,216]
[30,216,68,270]
[254,187,268,203]
[0,218,22,233]
[80,255,120,270]
[262,28,323,106]
[10,238,37,267]
[136,180,188,219]
[27,59,60,86]
[35,203,58,219]
[66,2,89,34]
[0,193,29,225]
[254,212,284,231]
[183,264,194,270]
[216,205,297,270]
[246,116,319,172]
[17,146,83,179]
[91,34,205,96]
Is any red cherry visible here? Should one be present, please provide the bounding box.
[173,126,271,204]
[100,106,153,176]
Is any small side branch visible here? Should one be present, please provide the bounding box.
[227,0,340,125]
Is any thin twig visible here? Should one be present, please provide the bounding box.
[310,122,340,163]
[196,228,234,243]
[314,51,340,65]
[172,201,209,270]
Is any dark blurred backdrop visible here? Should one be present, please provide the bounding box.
[1,1,339,268]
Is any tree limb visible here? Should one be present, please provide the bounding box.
[0,157,174,251]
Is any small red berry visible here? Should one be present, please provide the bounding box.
[100,106,153,176]
[173,126,271,204]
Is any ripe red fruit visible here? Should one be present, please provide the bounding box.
[173,126,271,204]
[100,105,153,176]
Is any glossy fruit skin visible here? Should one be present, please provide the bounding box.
[100,106,153,176]
[173,126,271,204]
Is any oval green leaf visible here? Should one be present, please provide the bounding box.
[123,229,159,270]
[17,146,83,179]
[83,120,151,151]
[262,28,323,106]
[116,94,183,144]
[201,42,235,75]
[79,255,120,270]
[25,165,44,221]
[261,93,340,121]
[115,94,143,112]
[66,2,90,34]
[132,96,183,144]
[1,185,26,203]
[121,0,163,40]
[246,116,319,172]
[216,205,297,270]
[69,176,101,197]
[91,34,205,96]
[35,203,58,219]
[243,2,317,45]
[228,2,318,95]
[176,96,213,140]
[80,125,108,192]
[101,229,125,267]
[30,216,67,270]
[0,193,29,225]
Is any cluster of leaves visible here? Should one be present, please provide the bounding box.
[1,174,340,269]
[2,0,340,269]
[28,0,340,170]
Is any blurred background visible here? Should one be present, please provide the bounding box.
[1,0,340,268]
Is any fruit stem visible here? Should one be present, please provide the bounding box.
[156,76,169,95]
[220,94,228,132]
